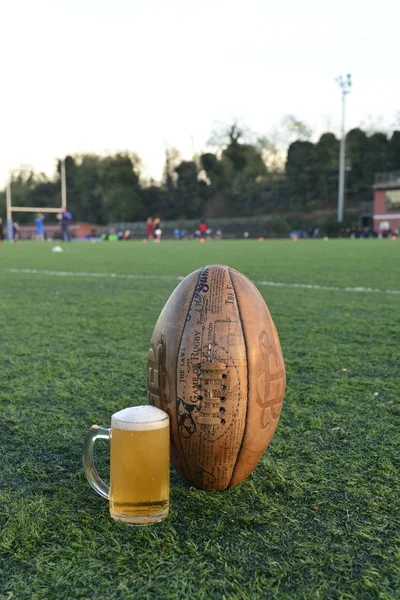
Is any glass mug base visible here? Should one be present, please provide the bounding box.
[83,407,170,526]
[110,500,169,525]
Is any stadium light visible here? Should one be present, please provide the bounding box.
[336,74,352,223]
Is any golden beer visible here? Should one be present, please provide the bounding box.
[110,407,169,523]
[83,405,170,525]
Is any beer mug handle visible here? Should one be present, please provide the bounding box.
[83,425,110,500]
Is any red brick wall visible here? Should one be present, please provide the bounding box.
[76,224,97,238]
[18,222,100,239]
[373,189,400,233]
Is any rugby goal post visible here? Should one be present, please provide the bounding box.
[6,160,67,241]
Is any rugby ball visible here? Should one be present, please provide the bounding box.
[147,265,285,490]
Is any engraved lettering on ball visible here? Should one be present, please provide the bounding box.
[147,344,159,390]
[193,465,216,488]
[176,397,197,438]
[148,335,172,408]
[256,331,284,429]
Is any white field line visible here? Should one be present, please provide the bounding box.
[3,268,184,282]
[2,267,400,295]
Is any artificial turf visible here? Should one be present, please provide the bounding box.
[0,239,399,599]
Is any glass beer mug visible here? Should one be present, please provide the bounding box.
[83,405,170,525]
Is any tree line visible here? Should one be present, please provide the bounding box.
[1,119,400,225]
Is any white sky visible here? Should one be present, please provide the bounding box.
[1,0,399,187]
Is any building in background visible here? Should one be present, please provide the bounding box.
[373,172,400,234]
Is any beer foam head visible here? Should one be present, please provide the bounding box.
[112,405,169,430]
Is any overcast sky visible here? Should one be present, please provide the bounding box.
[1,0,399,187]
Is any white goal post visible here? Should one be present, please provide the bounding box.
[6,160,67,241]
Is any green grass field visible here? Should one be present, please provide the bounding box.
[1,239,399,600]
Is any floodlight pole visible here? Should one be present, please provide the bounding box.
[61,158,67,209]
[336,74,352,223]
[6,180,13,241]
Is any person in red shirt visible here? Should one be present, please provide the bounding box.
[199,219,207,240]
[146,217,153,241]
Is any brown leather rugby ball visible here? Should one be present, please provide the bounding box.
[147,264,285,491]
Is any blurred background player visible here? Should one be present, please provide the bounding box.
[34,213,45,241]
[153,217,160,238]
[146,217,153,241]
[154,226,162,242]
[199,219,207,240]
[153,218,162,242]
[57,208,72,242]
[13,221,20,243]
[0,218,4,243]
